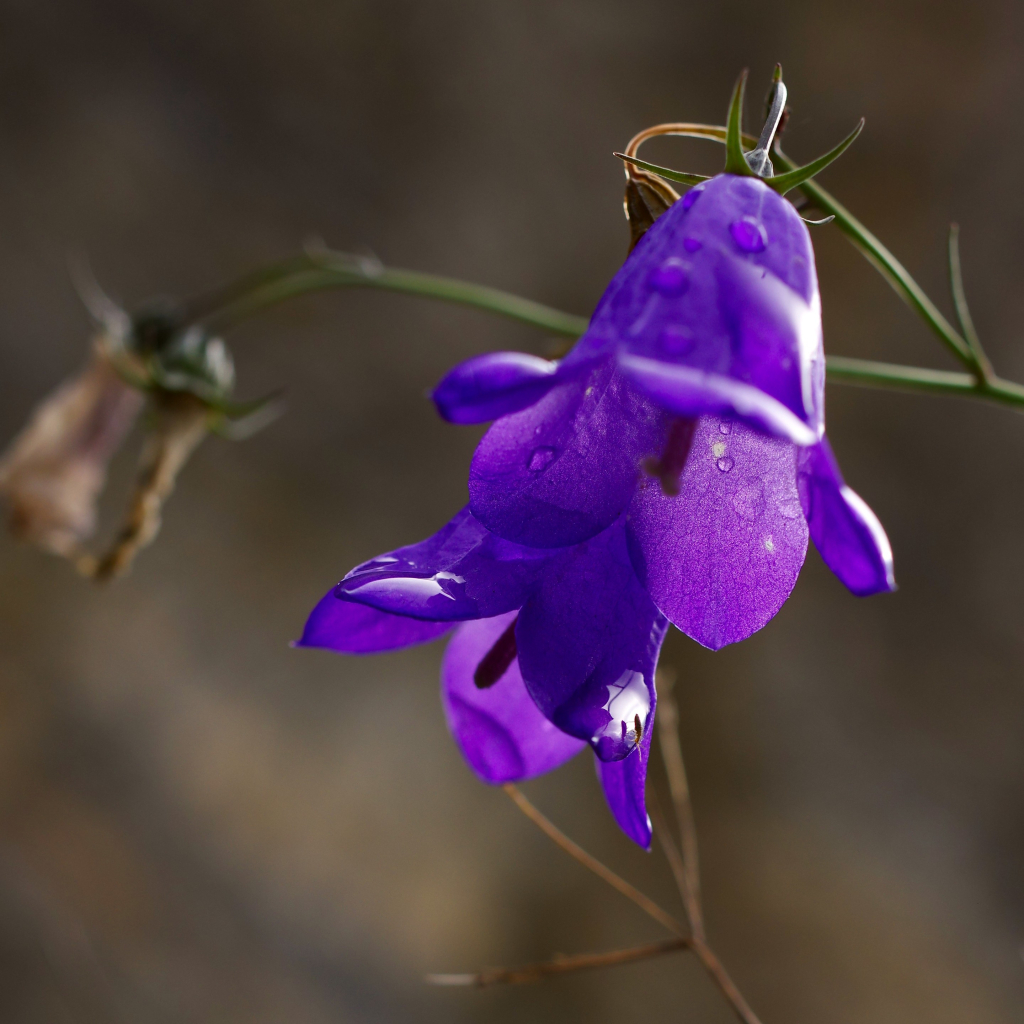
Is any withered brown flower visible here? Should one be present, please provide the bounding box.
[0,340,144,564]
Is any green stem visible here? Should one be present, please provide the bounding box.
[175,131,1024,419]
[199,253,589,338]
[825,355,1024,409]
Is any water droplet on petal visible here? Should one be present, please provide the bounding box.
[527,446,557,472]
[716,456,735,472]
[681,187,703,211]
[764,536,775,553]
[719,420,732,434]
[650,257,689,296]
[731,484,763,519]
[778,498,802,520]
[683,237,702,253]
[657,324,694,356]
[729,216,767,253]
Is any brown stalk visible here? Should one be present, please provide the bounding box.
[426,937,690,988]
[655,671,704,940]
[502,784,682,935]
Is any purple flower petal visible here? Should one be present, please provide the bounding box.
[618,354,817,446]
[296,588,453,653]
[336,507,558,621]
[628,418,808,650]
[469,358,666,547]
[432,351,562,424]
[515,520,668,760]
[798,437,895,596]
[580,173,824,437]
[595,720,654,850]
[441,612,585,784]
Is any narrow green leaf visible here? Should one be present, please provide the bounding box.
[766,119,865,194]
[614,153,710,187]
[946,223,993,379]
[724,70,756,176]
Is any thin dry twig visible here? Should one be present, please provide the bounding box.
[648,794,689,916]
[82,393,208,580]
[501,783,765,1024]
[502,784,682,936]
[655,670,704,940]
[690,940,765,1024]
[651,804,765,1024]
[426,937,690,988]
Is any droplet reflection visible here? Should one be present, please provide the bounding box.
[527,446,557,472]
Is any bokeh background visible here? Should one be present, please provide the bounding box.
[0,0,1022,1020]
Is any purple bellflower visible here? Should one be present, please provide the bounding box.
[298,74,894,848]
[299,507,666,847]
[433,169,895,638]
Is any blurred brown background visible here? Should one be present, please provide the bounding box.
[0,0,1022,1020]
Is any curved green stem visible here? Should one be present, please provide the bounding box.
[198,252,589,338]
[175,129,1024,420]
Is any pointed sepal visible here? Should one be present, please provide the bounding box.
[766,118,865,194]
[724,70,757,177]
[614,153,709,187]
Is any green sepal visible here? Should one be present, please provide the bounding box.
[614,154,710,187]
[765,119,864,195]
[802,215,835,226]
[724,70,757,177]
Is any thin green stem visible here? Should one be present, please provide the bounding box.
[173,127,1024,421]
[196,253,589,338]
[826,355,1024,409]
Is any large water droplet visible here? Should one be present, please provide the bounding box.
[528,446,557,472]
[650,257,689,297]
[716,456,735,472]
[729,216,767,253]
[683,237,702,253]
[590,670,650,760]
[731,484,762,519]
[681,187,703,211]
[658,324,694,356]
